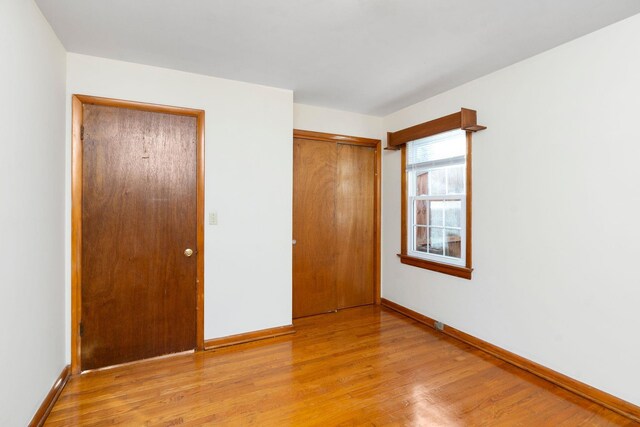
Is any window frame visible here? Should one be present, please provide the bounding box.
[407,157,467,267]
[388,108,485,280]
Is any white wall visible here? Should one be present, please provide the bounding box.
[0,1,66,425]
[65,54,293,357]
[382,13,640,405]
[294,103,383,140]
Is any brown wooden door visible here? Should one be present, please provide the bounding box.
[292,138,337,318]
[336,144,375,309]
[292,136,376,318]
[81,104,197,370]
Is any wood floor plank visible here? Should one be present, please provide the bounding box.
[47,306,637,426]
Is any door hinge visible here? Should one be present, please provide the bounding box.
[79,322,84,337]
[80,125,85,140]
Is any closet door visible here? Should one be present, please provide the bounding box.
[293,132,378,318]
[292,138,337,318]
[336,144,375,309]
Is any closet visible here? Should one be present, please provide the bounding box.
[292,130,379,318]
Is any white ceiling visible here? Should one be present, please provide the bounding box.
[35,0,640,116]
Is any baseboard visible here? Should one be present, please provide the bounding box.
[29,364,71,427]
[380,298,640,423]
[204,325,295,350]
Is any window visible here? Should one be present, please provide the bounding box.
[407,130,466,266]
[387,108,485,279]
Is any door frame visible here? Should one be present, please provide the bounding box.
[292,129,382,306]
[71,94,206,374]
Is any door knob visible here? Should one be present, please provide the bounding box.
[292,239,297,245]
[184,248,194,257]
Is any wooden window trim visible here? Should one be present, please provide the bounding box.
[387,108,485,150]
[395,109,485,280]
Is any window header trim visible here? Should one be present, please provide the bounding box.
[386,108,486,150]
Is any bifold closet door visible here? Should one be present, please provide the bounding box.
[293,137,375,318]
[292,138,337,318]
[336,144,375,309]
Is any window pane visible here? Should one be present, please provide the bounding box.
[429,227,444,255]
[445,229,462,258]
[415,226,428,252]
[444,200,461,227]
[429,201,444,226]
[415,200,428,225]
[447,165,464,194]
[416,171,428,196]
[407,130,466,166]
[428,168,446,195]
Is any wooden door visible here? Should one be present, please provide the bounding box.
[293,132,377,318]
[336,144,375,309]
[81,104,197,370]
[292,138,337,318]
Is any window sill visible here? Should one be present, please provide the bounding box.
[397,254,472,280]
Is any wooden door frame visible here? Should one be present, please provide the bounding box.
[71,94,206,374]
[293,129,382,305]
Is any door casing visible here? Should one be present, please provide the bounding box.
[70,94,205,374]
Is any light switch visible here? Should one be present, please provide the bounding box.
[209,211,218,225]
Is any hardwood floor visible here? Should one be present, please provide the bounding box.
[47,306,637,426]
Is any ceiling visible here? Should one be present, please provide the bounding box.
[35,0,640,116]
